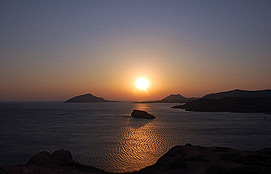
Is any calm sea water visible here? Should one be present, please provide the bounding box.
[0,102,271,172]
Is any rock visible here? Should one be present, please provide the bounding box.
[25,151,57,167]
[257,148,271,155]
[139,144,271,174]
[7,149,107,174]
[52,149,74,163]
[25,149,74,168]
[1,165,27,174]
[131,110,155,119]
[2,145,271,174]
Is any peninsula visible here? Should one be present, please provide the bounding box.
[173,89,271,113]
[134,94,197,103]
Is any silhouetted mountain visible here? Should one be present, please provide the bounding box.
[134,94,197,103]
[174,89,271,113]
[176,97,271,113]
[203,89,271,99]
[162,94,188,102]
[65,93,115,103]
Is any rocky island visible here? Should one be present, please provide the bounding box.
[65,93,117,103]
[133,94,197,103]
[173,89,271,113]
[131,110,155,119]
[2,144,271,174]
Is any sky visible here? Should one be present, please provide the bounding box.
[0,0,271,101]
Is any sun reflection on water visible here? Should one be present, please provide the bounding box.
[109,120,162,172]
[85,103,180,173]
[132,103,152,112]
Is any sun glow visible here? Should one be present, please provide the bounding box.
[135,78,149,91]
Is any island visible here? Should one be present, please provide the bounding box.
[172,89,271,113]
[2,144,271,174]
[64,93,117,103]
[131,110,155,119]
[133,94,197,103]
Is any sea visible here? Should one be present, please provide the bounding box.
[0,102,271,173]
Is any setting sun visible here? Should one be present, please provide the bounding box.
[135,78,149,91]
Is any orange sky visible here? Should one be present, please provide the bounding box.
[1,33,270,101]
[1,1,271,101]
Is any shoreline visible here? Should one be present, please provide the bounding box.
[1,144,271,174]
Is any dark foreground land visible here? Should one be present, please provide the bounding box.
[1,144,271,174]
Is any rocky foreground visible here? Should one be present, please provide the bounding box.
[1,144,271,174]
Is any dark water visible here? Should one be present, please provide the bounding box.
[0,102,271,172]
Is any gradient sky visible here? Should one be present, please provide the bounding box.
[0,0,271,101]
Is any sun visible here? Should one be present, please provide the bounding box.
[135,77,149,91]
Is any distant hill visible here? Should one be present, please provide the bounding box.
[176,97,271,113]
[203,89,271,99]
[65,93,115,103]
[174,89,271,113]
[134,94,197,103]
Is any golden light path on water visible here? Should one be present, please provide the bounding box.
[2,102,268,173]
[108,122,161,172]
[71,103,206,173]
[108,104,169,172]
[84,104,179,173]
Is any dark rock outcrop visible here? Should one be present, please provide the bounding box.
[2,145,271,174]
[65,93,115,103]
[1,149,106,174]
[139,144,271,174]
[131,110,155,119]
[25,149,74,167]
[133,94,197,103]
[25,151,58,167]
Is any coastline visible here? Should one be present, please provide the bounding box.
[2,144,271,174]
